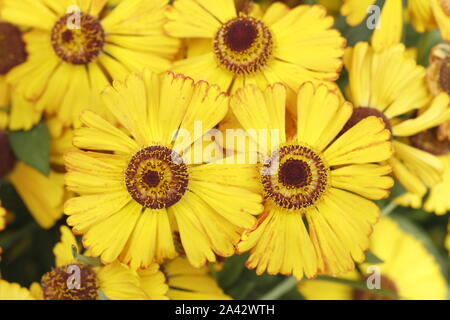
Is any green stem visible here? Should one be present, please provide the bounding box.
[381,202,398,216]
[260,277,297,300]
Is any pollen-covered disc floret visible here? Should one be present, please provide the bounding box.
[41,263,98,300]
[261,144,329,210]
[125,146,189,209]
[51,12,105,65]
[0,22,27,74]
[214,16,273,75]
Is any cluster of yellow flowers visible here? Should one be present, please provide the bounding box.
[0,0,449,300]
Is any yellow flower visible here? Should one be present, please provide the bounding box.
[0,201,5,231]
[232,82,393,279]
[345,42,450,205]
[299,217,448,300]
[138,257,231,300]
[1,0,179,127]
[0,18,43,131]
[64,70,264,269]
[37,225,147,300]
[0,280,37,300]
[165,0,345,94]
[0,129,65,229]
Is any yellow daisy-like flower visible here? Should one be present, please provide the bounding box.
[1,0,179,126]
[345,42,450,206]
[165,0,345,94]
[231,81,393,279]
[138,257,231,300]
[64,70,263,269]
[38,225,147,300]
[0,280,36,300]
[0,129,65,229]
[299,217,448,300]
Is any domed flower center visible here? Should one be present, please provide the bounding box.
[41,263,98,300]
[0,131,16,179]
[0,22,27,75]
[410,123,450,156]
[261,144,329,210]
[51,12,105,65]
[278,159,312,189]
[125,146,189,209]
[438,57,450,95]
[214,16,273,75]
[340,107,392,137]
[440,0,450,16]
[353,275,399,300]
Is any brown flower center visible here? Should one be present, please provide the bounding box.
[410,123,450,156]
[0,131,16,178]
[438,57,450,95]
[125,146,189,209]
[51,12,105,65]
[353,275,399,300]
[41,263,98,300]
[278,159,312,189]
[261,144,329,210]
[214,16,273,75]
[339,107,392,137]
[0,22,27,75]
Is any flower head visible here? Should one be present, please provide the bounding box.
[232,81,393,278]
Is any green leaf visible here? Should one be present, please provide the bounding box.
[363,250,384,264]
[8,122,50,176]
[216,253,249,290]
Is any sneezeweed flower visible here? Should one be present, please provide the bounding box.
[232,82,394,279]
[345,42,450,208]
[138,257,231,300]
[38,226,148,300]
[298,217,448,300]
[165,0,345,95]
[393,43,450,212]
[64,70,263,269]
[0,129,64,228]
[1,0,179,126]
[0,280,41,300]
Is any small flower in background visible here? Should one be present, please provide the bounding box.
[165,0,346,95]
[38,226,149,300]
[344,42,450,209]
[298,217,448,300]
